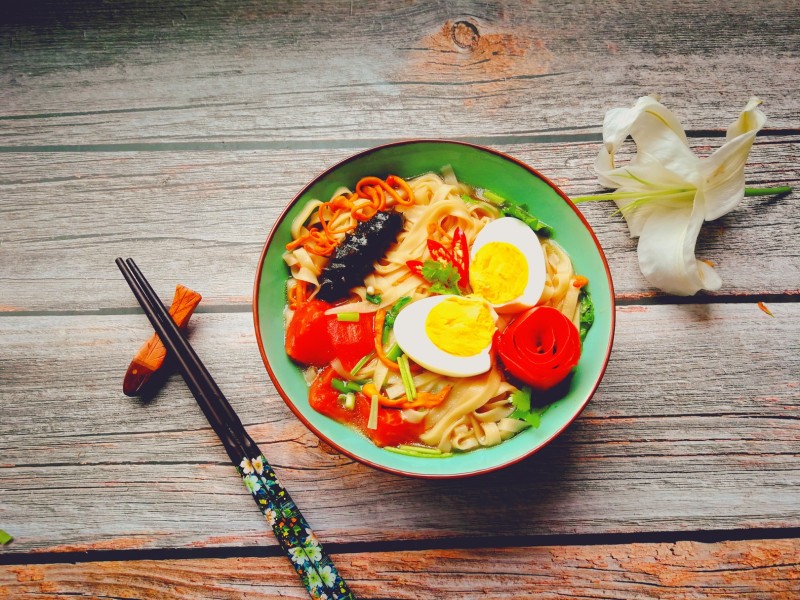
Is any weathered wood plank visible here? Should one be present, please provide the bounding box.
[1,304,797,553]
[1,138,797,312]
[1,539,798,599]
[1,1,798,145]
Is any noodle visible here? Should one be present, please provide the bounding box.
[284,170,586,454]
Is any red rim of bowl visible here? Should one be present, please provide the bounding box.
[253,139,616,479]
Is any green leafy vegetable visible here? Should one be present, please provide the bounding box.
[383,296,413,343]
[366,292,382,304]
[578,288,595,342]
[420,260,462,295]
[509,386,550,429]
[481,189,554,237]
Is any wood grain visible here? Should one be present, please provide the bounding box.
[1,539,798,599]
[1,304,797,553]
[1,2,799,596]
[1,1,798,146]
[0,137,797,312]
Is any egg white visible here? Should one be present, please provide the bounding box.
[393,295,495,378]
[470,216,547,313]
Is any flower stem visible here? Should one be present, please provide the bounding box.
[744,186,792,197]
[573,185,792,203]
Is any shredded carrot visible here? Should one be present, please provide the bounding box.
[386,174,414,206]
[758,301,775,317]
[285,232,310,251]
[380,385,452,410]
[287,281,309,310]
[573,275,589,288]
[395,270,418,285]
[374,309,400,371]
[285,175,416,260]
[364,381,450,410]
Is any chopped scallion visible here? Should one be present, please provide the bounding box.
[365,293,382,304]
[336,312,360,322]
[384,446,453,458]
[343,392,356,410]
[331,378,349,395]
[349,352,374,376]
[397,444,443,455]
[345,380,362,393]
[386,342,403,361]
[0,529,13,545]
[383,296,412,344]
[397,354,417,401]
[482,189,506,204]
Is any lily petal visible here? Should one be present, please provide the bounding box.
[596,148,695,237]
[601,95,689,156]
[636,191,722,296]
[597,96,699,189]
[701,97,766,221]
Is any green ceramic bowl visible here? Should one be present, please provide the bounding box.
[254,140,615,478]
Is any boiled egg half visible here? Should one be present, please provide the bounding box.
[469,217,546,314]
[393,295,496,377]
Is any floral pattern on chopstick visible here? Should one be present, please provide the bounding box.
[237,454,355,600]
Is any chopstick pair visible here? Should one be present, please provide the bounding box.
[116,258,355,600]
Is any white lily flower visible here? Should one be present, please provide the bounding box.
[589,95,767,295]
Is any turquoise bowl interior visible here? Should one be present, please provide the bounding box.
[254,140,615,478]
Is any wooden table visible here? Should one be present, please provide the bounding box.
[2,2,798,598]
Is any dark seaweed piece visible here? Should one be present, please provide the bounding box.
[316,211,404,302]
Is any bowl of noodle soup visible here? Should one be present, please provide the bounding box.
[254,140,614,478]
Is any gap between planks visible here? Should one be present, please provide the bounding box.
[0,128,797,154]
[1,293,797,318]
[2,527,800,567]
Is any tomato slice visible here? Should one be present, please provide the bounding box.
[286,299,375,370]
[285,300,335,366]
[356,399,424,447]
[327,312,375,371]
[309,367,365,425]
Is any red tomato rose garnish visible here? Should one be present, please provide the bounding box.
[497,306,581,390]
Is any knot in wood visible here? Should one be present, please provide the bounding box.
[451,20,480,50]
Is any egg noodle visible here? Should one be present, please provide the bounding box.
[283,169,586,453]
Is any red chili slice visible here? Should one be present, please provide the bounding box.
[451,227,470,290]
[427,239,453,265]
[497,306,581,390]
[406,260,424,277]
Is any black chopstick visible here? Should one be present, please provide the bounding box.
[116,258,356,600]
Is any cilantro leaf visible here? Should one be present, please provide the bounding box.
[509,386,531,413]
[420,260,461,295]
[509,385,550,429]
[578,288,595,342]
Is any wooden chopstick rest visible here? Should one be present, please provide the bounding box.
[123,284,202,396]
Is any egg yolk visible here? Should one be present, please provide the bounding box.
[470,242,529,304]
[424,297,495,356]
